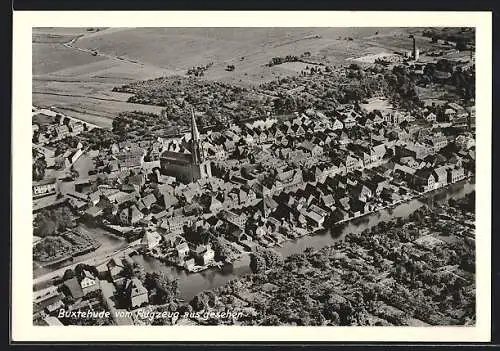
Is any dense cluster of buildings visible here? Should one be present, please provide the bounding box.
[32,93,474,274]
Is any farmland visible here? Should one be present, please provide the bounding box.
[33,27,435,129]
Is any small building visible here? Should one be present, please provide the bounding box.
[125,277,149,310]
[119,205,144,225]
[32,178,57,198]
[115,147,144,170]
[62,277,84,301]
[194,244,215,266]
[79,270,100,296]
[184,258,196,271]
[107,258,125,283]
[176,242,190,260]
[447,166,465,183]
[141,230,162,250]
[444,108,457,121]
[413,169,436,192]
[432,166,448,187]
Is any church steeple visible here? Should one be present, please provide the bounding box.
[190,107,202,164]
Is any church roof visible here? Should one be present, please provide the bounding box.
[160,150,194,165]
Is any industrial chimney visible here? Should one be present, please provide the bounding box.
[408,34,418,61]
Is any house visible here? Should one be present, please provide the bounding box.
[351,184,373,202]
[124,277,149,309]
[386,111,407,124]
[372,144,386,162]
[55,124,70,139]
[340,112,357,129]
[115,147,144,170]
[321,194,336,209]
[140,193,157,210]
[274,169,303,192]
[64,149,84,169]
[184,258,196,271]
[221,210,246,228]
[79,270,100,296]
[119,205,144,225]
[350,198,370,215]
[141,230,162,250]
[176,242,190,260]
[381,186,401,203]
[194,244,215,266]
[161,215,193,235]
[432,166,448,187]
[62,277,84,300]
[44,300,65,316]
[85,206,103,219]
[447,166,465,183]
[345,154,361,172]
[413,169,436,192]
[425,134,448,152]
[444,108,457,121]
[107,258,125,283]
[33,178,57,198]
[395,143,430,160]
[223,140,236,153]
[299,141,323,157]
[162,192,179,210]
[425,112,437,123]
[70,122,84,134]
[448,102,468,118]
[208,196,223,214]
[33,286,63,315]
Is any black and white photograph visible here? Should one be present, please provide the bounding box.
[11,10,492,342]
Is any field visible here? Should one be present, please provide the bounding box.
[33,27,429,129]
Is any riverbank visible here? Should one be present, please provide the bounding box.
[187,194,476,326]
[131,178,474,302]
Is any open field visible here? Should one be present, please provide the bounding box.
[33,43,106,75]
[33,27,431,129]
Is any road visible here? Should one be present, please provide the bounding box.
[33,239,141,288]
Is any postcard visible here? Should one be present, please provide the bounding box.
[11,10,492,342]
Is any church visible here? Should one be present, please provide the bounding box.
[160,110,212,184]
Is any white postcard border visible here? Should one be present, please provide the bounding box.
[12,10,492,342]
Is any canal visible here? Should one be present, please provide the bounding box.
[131,179,475,302]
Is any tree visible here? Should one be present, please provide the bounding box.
[32,157,47,181]
[250,248,284,273]
[62,268,75,281]
[155,272,179,303]
[74,263,99,278]
[456,38,467,51]
[190,290,217,311]
[211,236,232,261]
[144,272,179,304]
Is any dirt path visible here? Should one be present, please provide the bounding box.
[63,29,164,72]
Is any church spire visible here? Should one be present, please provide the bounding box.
[190,107,202,164]
[191,107,200,143]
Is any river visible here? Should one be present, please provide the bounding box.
[131,179,475,302]
[33,223,128,279]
